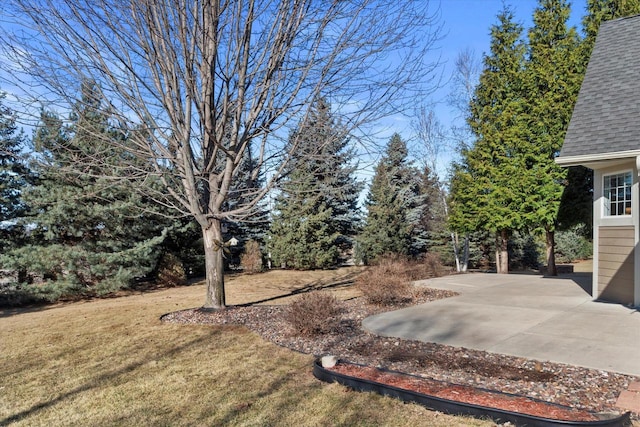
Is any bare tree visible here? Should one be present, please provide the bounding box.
[439,48,481,272]
[1,0,442,309]
[413,105,468,272]
[447,47,481,152]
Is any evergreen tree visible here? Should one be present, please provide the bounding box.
[0,92,30,253]
[4,82,169,299]
[448,7,528,273]
[556,0,640,239]
[221,141,269,268]
[520,0,582,275]
[268,98,362,269]
[582,0,640,59]
[419,164,450,262]
[358,133,426,264]
[557,165,593,236]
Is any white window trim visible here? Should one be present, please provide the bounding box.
[602,169,633,218]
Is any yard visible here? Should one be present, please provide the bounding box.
[0,268,491,427]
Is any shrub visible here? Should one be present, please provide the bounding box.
[404,253,444,281]
[508,231,542,270]
[285,291,344,336]
[356,255,412,305]
[156,252,187,287]
[555,225,592,263]
[240,240,263,274]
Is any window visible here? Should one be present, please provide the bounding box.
[603,171,632,216]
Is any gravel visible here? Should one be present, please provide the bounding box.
[161,287,638,416]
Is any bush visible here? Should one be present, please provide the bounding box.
[555,225,592,263]
[404,253,444,281]
[356,255,412,305]
[508,231,542,270]
[285,291,344,336]
[156,252,187,287]
[240,240,263,274]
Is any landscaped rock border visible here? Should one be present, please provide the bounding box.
[162,287,638,417]
[313,359,632,427]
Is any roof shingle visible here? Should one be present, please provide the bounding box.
[559,15,640,160]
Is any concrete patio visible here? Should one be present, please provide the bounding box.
[363,272,640,377]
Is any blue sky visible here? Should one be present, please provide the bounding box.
[440,0,588,56]
[437,0,588,120]
[384,0,589,179]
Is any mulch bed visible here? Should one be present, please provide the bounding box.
[161,286,639,417]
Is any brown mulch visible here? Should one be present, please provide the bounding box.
[161,287,637,416]
[329,361,599,422]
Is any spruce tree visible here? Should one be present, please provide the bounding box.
[521,0,582,276]
[449,7,527,273]
[221,141,269,267]
[419,164,450,262]
[0,92,30,253]
[268,98,362,269]
[358,133,426,264]
[5,82,169,298]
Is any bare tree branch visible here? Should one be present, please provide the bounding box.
[1,0,442,308]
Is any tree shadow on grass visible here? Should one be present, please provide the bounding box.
[0,329,223,425]
[235,270,362,307]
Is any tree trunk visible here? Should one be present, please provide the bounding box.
[451,232,470,273]
[202,219,226,310]
[496,229,509,274]
[545,228,557,277]
[462,235,469,272]
[451,231,461,272]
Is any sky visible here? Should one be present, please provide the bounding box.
[1,0,592,185]
[387,0,589,179]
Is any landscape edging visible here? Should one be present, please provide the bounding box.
[312,359,631,427]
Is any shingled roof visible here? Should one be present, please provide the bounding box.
[558,14,640,165]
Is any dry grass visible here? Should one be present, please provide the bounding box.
[1,267,493,426]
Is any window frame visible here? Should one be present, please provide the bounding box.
[602,170,633,217]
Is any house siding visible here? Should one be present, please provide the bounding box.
[598,226,635,304]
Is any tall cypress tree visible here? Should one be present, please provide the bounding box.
[358,133,426,264]
[5,82,169,298]
[449,7,527,274]
[268,98,362,269]
[582,0,640,58]
[520,0,582,275]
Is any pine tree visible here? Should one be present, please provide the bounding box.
[0,92,30,253]
[519,0,582,276]
[419,164,450,262]
[448,7,528,274]
[5,82,169,298]
[268,98,362,269]
[358,133,426,264]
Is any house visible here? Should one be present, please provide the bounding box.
[557,15,640,306]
